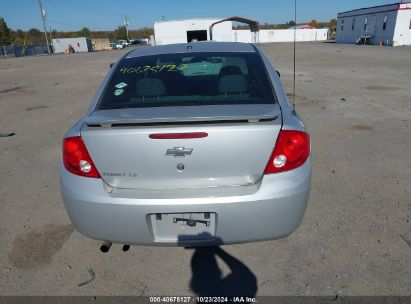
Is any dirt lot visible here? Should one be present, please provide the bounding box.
[0,42,410,296]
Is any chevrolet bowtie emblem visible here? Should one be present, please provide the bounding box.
[166,147,193,157]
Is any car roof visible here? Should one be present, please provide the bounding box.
[126,42,257,58]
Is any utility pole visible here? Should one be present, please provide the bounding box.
[37,0,50,54]
[49,26,53,53]
[123,15,130,41]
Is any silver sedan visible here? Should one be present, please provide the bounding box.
[60,42,311,247]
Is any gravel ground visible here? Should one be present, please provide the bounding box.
[0,42,410,296]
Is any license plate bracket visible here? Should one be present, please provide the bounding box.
[149,212,216,242]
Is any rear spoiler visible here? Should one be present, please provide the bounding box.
[86,104,281,127]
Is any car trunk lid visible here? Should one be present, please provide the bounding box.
[81,104,282,190]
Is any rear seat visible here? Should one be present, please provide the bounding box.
[218,66,248,95]
[135,78,166,99]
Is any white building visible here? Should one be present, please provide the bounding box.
[51,37,92,53]
[154,19,233,45]
[336,2,411,46]
[154,18,329,45]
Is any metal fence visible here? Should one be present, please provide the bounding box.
[0,44,49,58]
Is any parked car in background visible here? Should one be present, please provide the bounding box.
[117,40,131,47]
[130,39,148,46]
[60,42,311,248]
[110,41,124,49]
[130,39,139,46]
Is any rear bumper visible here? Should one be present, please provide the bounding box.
[60,159,311,246]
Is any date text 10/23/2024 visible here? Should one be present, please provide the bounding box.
[149,296,257,303]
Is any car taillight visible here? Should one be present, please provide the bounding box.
[264,130,310,174]
[62,136,101,178]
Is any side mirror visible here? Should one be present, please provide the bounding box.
[110,62,115,68]
[276,70,281,78]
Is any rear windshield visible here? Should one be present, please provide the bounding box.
[98,52,275,110]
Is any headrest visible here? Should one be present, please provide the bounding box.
[219,66,242,76]
[218,75,248,94]
[136,78,166,96]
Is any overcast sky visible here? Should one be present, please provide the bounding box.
[2,0,397,31]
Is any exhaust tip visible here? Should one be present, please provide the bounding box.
[100,241,112,253]
[122,244,130,252]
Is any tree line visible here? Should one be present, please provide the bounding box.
[0,17,153,46]
[234,19,337,31]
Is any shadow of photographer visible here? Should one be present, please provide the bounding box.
[179,233,257,297]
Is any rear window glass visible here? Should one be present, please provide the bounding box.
[98,52,275,110]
